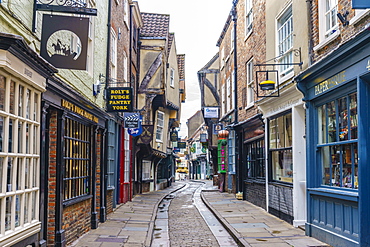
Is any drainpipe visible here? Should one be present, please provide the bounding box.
[231,0,240,193]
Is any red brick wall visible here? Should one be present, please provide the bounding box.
[47,109,104,246]
[107,190,114,214]
[311,0,370,62]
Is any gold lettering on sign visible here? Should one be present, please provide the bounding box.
[314,71,346,95]
[61,99,99,123]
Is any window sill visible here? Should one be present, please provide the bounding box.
[244,30,252,42]
[63,195,93,207]
[313,30,340,52]
[308,187,358,202]
[350,9,370,26]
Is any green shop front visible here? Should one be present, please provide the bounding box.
[295,30,370,247]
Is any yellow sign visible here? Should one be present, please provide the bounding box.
[62,99,99,123]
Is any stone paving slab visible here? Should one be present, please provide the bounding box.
[201,190,330,247]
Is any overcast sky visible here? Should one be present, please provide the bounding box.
[137,0,232,138]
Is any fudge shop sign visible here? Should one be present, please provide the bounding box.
[106,87,133,112]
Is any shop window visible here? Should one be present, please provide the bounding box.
[318,92,358,189]
[155,111,164,142]
[142,160,151,180]
[107,120,116,189]
[0,74,41,234]
[228,130,236,174]
[269,112,293,183]
[277,6,293,78]
[124,130,130,182]
[246,138,265,178]
[64,118,91,201]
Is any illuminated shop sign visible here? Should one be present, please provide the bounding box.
[106,87,133,112]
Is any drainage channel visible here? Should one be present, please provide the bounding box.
[151,182,238,247]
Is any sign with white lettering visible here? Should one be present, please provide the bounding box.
[204,107,219,118]
[106,87,133,112]
[125,113,140,128]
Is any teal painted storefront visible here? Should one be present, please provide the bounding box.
[296,30,370,247]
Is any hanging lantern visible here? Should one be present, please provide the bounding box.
[218,129,229,139]
[259,80,276,90]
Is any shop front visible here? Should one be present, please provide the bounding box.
[296,30,370,246]
[42,77,108,246]
[258,85,306,226]
[0,33,56,247]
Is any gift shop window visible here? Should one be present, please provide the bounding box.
[269,112,293,183]
[317,92,358,189]
[0,74,42,234]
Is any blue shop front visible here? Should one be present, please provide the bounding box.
[296,30,370,247]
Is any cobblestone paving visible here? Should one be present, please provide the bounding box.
[168,183,220,247]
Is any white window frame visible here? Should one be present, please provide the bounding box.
[221,84,226,117]
[123,0,129,28]
[231,71,235,109]
[276,5,294,79]
[226,77,231,112]
[170,68,175,88]
[228,130,236,174]
[110,28,117,82]
[350,8,370,25]
[246,58,254,108]
[155,111,164,142]
[86,2,95,75]
[124,130,130,182]
[245,0,253,37]
[123,51,128,82]
[0,73,41,238]
[142,160,151,180]
[315,0,339,50]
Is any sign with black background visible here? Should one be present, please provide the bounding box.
[106,87,133,112]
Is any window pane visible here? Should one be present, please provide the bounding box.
[349,93,358,139]
[284,113,292,147]
[338,96,348,141]
[5,196,12,231]
[327,101,336,142]
[9,81,15,115]
[276,116,285,148]
[271,149,293,182]
[0,75,5,111]
[7,157,14,192]
[15,195,20,227]
[8,118,13,153]
[19,85,24,117]
[0,116,3,152]
[321,146,331,185]
[269,118,276,149]
[0,157,3,192]
[318,104,327,144]
[24,193,29,223]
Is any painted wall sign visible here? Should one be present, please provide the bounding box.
[314,71,346,96]
[204,107,219,118]
[41,15,89,70]
[106,87,133,112]
[61,99,98,123]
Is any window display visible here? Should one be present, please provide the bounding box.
[318,92,358,189]
[269,112,293,183]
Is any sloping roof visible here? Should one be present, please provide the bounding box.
[140,12,170,38]
[177,54,185,81]
[167,32,174,53]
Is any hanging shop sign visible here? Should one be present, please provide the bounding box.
[40,15,89,70]
[136,125,154,144]
[128,126,142,137]
[124,113,140,128]
[203,107,219,118]
[178,142,186,149]
[106,87,133,112]
[213,123,224,135]
[170,131,178,142]
[61,99,98,123]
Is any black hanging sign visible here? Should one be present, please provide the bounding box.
[170,131,178,142]
[106,87,133,112]
[40,15,89,70]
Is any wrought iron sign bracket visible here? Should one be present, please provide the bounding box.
[254,48,303,69]
[33,0,97,32]
[253,48,303,98]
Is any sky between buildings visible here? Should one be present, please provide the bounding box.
[137,0,232,138]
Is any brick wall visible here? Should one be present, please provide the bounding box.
[268,184,293,224]
[47,109,104,246]
[107,190,114,214]
[311,0,370,62]
[244,180,266,210]
[63,199,92,246]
